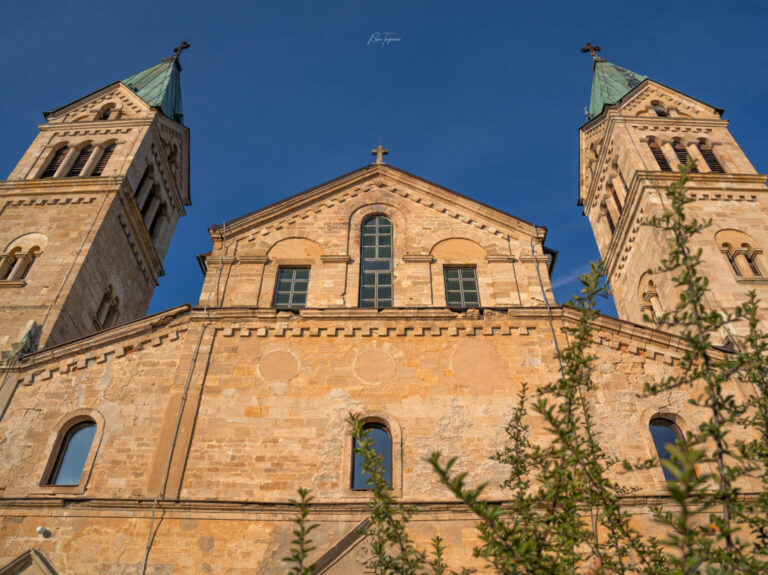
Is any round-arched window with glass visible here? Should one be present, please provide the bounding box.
[48,421,97,486]
[649,417,685,482]
[359,216,393,308]
[351,423,392,489]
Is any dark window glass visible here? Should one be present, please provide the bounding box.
[41,147,69,178]
[49,422,96,486]
[649,418,685,482]
[67,146,93,177]
[351,424,392,489]
[101,108,112,120]
[725,250,742,277]
[698,144,725,173]
[745,251,762,277]
[653,104,667,117]
[148,203,166,239]
[360,216,393,307]
[141,185,158,218]
[444,267,479,308]
[648,141,672,172]
[273,268,310,308]
[92,144,115,177]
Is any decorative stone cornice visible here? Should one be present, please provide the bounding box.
[215,164,543,247]
[4,303,711,386]
[0,176,122,195]
[1,492,760,517]
[6,305,191,376]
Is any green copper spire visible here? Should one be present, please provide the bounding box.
[123,42,189,124]
[582,44,646,120]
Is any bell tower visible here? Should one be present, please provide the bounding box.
[0,46,191,357]
[578,46,768,337]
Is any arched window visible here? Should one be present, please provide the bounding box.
[351,423,392,489]
[648,140,672,172]
[148,202,166,239]
[67,145,94,177]
[94,285,119,330]
[91,144,115,176]
[652,102,667,117]
[672,141,697,172]
[0,247,20,280]
[46,421,97,486]
[649,418,686,482]
[716,231,764,278]
[0,246,40,282]
[41,146,69,178]
[697,141,725,173]
[721,243,741,276]
[360,215,393,307]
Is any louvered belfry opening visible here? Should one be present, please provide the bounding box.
[673,142,697,172]
[648,141,672,172]
[92,144,115,176]
[67,146,93,177]
[698,143,725,173]
[41,147,69,178]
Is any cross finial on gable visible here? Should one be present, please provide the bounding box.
[371,144,388,164]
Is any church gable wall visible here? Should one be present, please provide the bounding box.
[200,179,552,310]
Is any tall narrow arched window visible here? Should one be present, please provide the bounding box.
[672,142,697,172]
[743,245,762,277]
[351,423,392,489]
[649,418,686,482]
[648,140,672,172]
[67,145,93,177]
[148,203,166,239]
[41,146,69,178]
[46,421,97,486]
[360,215,393,307]
[91,144,115,176]
[94,286,119,330]
[697,142,725,173]
[0,248,21,280]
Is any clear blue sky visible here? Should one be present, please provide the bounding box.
[2,1,766,316]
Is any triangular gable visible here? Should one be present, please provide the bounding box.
[43,82,153,123]
[0,550,57,575]
[211,163,545,246]
[582,78,724,129]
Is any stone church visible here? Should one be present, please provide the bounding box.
[0,45,766,573]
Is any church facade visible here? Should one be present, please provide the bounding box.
[0,49,766,573]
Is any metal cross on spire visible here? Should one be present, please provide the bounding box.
[372,144,389,164]
[173,41,191,59]
[580,42,601,60]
